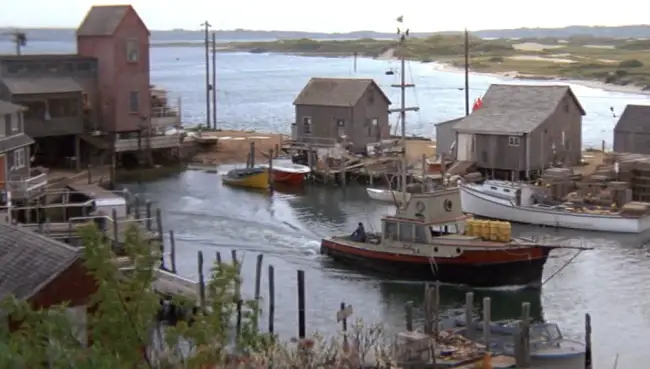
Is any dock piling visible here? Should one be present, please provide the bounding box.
[423,284,433,334]
[585,313,592,369]
[268,149,274,189]
[134,195,141,219]
[168,230,177,274]
[421,153,427,184]
[268,265,275,334]
[215,251,222,265]
[297,269,306,338]
[404,300,414,331]
[231,250,241,299]
[111,208,119,249]
[249,141,256,168]
[197,251,206,310]
[433,281,440,337]
[515,302,531,368]
[254,253,264,328]
[482,297,491,351]
[145,201,152,230]
[465,292,475,339]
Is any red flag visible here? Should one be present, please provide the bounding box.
[472,97,483,112]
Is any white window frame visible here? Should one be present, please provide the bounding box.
[302,116,312,135]
[13,148,25,169]
[508,136,521,147]
[11,113,18,132]
[129,91,139,113]
[126,39,139,62]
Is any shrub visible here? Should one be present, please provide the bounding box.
[619,59,644,68]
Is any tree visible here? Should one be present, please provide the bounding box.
[0,224,395,368]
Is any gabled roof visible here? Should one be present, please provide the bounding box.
[77,5,150,37]
[0,134,34,153]
[453,84,585,135]
[0,224,81,302]
[293,78,391,107]
[614,104,650,134]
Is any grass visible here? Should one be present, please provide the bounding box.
[212,35,650,89]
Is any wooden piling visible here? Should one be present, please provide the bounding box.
[268,149,274,189]
[232,250,241,299]
[274,143,279,158]
[249,141,256,168]
[340,159,347,187]
[111,208,119,249]
[404,301,414,331]
[433,281,440,337]
[254,254,264,328]
[424,284,433,335]
[145,201,152,230]
[421,153,427,185]
[169,230,177,274]
[198,251,206,310]
[338,302,353,351]
[585,313,592,369]
[123,189,131,216]
[465,292,474,339]
[236,298,243,345]
[215,252,222,265]
[268,265,275,334]
[515,302,531,368]
[482,297,491,350]
[297,269,306,338]
[134,195,141,219]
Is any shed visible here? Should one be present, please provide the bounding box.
[613,104,650,154]
[452,84,585,178]
[292,78,392,151]
[434,117,462,157]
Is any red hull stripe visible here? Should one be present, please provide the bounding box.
[272,171,305,185]
[321,240,545,265]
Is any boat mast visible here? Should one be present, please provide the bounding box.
[391,17,419,203]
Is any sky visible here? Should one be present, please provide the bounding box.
[1,0,650,32]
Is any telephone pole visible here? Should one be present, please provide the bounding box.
[464,29,470,116]
[3,30,27,55]
[201,21,212,129]
[211,32,218,130]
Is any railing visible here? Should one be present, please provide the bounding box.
[284,132,338,148]
[24,117,83,137]
[4,169,49,199]
[114,134,182,152]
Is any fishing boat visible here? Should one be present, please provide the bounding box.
[321,187,570,287]
[260,161,310,186]
[459,180,650,233]
[222,168,269,189]
[455,321,586,367]
[366,187,410,203]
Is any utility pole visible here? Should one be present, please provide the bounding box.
[211,32,218,130]
[201,21,212,129]
[464,28,470,116]
[390,16,419,204]
[3,30,27,55]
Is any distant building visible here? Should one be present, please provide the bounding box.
[0,100,47,205]
[1,223,96,345]
[452,84,585,179]
[292,78,391,152]
[613,104,650,154]
[434,117,462,157]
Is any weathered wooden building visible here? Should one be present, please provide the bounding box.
[613,104,650,154]
[451,84,585,179]
[292,78,391,152]
[0,100,47,204]
[434,117,462,157]
[1,223,96,345]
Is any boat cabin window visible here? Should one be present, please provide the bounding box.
[398,223,414,242]
[503,189,510,193]
[430,224,455,237]
[490,186,497,190]
[414,225,429,243]
[531,324,562,342]
[384,221,397,240]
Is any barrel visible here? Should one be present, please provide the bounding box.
[465,219,475,236]
[489,221,500,241]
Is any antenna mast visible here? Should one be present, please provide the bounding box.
[201,21,212,129]
[3,30,27,55]
[390,16,419,203]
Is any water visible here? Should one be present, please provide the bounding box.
[6,40,650,367]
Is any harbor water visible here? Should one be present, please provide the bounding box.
[7,39,650,367]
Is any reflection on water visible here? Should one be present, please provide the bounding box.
[122,171,650,367]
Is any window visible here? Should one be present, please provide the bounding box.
[9,113,18,132]
[398,223,414,242]
[302,116,312,134]
[563,102,569,113]
[126,39,139,62]
[336,119,345,127]
[0,115,6,137]
[48,98,78,118]
[129,91,139,113]
[508,136,521,146]
[368,90,375,104]
[13,148,25,169]
[77,62,91,71]
[385,221,397,239]
[414,225,428,243]
[23,101,47,120]
[367,117,378,136]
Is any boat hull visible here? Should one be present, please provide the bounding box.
[366,188,411,203]
[222,169,269,189]
[460,183,650,233]
[271,170,306,185]
[320,238,550,288]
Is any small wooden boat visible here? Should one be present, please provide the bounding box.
[260,161,310,186]
[222,168,269,189]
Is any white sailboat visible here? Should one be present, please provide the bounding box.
[459,179,650,233]
[366,31,418,204]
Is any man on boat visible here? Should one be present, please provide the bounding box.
[350,222,367,242]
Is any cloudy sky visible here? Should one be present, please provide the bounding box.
[1,0,649,32]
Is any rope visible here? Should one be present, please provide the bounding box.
[541,249,584,286]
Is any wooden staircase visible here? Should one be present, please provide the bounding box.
[448,161,476,176]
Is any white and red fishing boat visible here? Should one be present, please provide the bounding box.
[260,161,311,186]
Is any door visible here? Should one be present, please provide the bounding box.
[0,154,5,190]
[457,133,474,161]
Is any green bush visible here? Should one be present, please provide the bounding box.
[619,59,644,68]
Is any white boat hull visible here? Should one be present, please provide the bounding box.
[366,188,411,203]
[459,183,650,233]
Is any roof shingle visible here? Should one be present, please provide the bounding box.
[614,104,650,134]
[0,223,80,302]
[293,78,391,107]
[453,84,585,135]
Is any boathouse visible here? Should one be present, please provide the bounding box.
[434,117,463,157]
[292,78,391,152]
[613,104,650,154]
[0,100,47,206]
[451,84,585,179]
[0,223,95,344]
